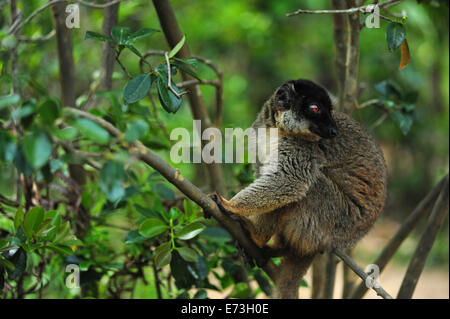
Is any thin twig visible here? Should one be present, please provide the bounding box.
[9,0,128,35]
[287,0,403,17]
[358,98,382,109]
[115,50,132,79]
[368,112,389,131]
[177,79,220,89]
[333,248,393,299]
[164,51,186,98]
[16,29,55,42]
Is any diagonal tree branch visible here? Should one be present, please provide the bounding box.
[333,248,393,299]
[63,107,279,283]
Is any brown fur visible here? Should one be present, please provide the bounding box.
[216,82,387,298]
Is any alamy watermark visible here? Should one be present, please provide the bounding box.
[65,264,80,289]
[170,120,279,169]
[364,4,381,29]
[365,263,381,289]
[65,4,80,29]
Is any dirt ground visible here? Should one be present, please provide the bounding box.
[297,262,449,299]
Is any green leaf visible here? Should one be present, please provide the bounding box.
[177,246,198,262]
[386,22,406,52]
[200,227,231,245]
[157,74,182,113]
[153,183,175,200]
[123,74,151,104]
[45,211,61,241]
[22,131,52,170]
[7,248,26,280]
[54,126,78,140]
[172,62,201,80]
[176,222,205,240]
[111,26,131,45]
[173,58,199,69]
[169,35,186,58]
[154,242,172,268]
[124,230,146,244]
[155,246,172,268]
[0,130,17,162]
[48,244,73,255]
[85,31,113,43]
[139,218,168,238]
[0,94,20,110]
[133,204,161,219]
[125,44,143,58]
[13,144,34,176]
[129,28,159,41]
[10,103,35,121]
[100,160,128,203]
[73,118,110,144]
[14,206,24,233]
[22,207,44,238]
[375,80,403,99]
[300,278,309,287]
[125,119,149,142]
[169,207,182,220]
[38,98,60,125]
[183,199,197,220]
[155,242,172,255]
[54,221,71,243]
[389,110,413,135]
[0,256,15,271]
[230,282,252,299]
[193,289,207,299]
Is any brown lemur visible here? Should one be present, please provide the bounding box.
[211,79,387,299]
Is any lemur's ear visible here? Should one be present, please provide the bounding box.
[325,90,338,109]
[275,82,296,109]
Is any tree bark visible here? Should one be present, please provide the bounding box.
[50,2,76,108]
[100,0,120,90]
[152,0,226,195]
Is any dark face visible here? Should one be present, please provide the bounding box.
[276,79,338,139]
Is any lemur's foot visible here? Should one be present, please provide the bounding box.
[208,192,240,220]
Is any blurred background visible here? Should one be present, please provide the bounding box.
[1,0,448,298]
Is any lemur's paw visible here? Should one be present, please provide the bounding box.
[208,192,236,218]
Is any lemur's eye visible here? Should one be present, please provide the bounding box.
[309,105,320,113]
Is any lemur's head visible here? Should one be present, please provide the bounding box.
[272,79,337,142]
